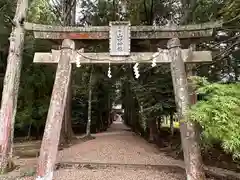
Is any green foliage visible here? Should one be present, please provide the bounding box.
[16,62,54,131]
[12,0,57,136]
[220,0,240,25]
[0,0,15,59]
[132,65,175,116]
[119,64,175,134]
[188,78,240,158]
[189,76,210,89]
[72,65,116,130]
[28,0,57,23]
[193,0,224,23]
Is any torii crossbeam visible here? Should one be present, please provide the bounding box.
[34,50,212,64]
[25,21,222,39]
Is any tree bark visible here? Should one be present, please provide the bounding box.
[233,56,239,81]
[27,121,33,140]
[71,0,76,25]
[157,117,161,131]
[180,0,197,25]
[170,113,174,136]
[168,38,205,180]
[86,66,93,137]
[59,0,76,146]
[187,44,198,105]
[119,0,127,20]
[60,79,74,145]
[148,119,157,143]
[107,95,112,127]
[0,0,28,174]
[36,39,75,180]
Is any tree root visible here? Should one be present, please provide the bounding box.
[0,159,16,174]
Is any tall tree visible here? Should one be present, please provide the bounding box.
[0,0,29,174]
[59,0,77,145]
[86,66,93,137]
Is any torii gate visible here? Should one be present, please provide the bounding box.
[26,21,221,180]
[0,0,222,178]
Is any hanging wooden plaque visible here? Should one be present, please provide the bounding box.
[109,21,131,56]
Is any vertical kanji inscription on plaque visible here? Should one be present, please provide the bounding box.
[109,21,130,56]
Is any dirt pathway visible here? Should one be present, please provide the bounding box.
[57,121,181,166]
[54,120,185,180]
[2,120,240,180]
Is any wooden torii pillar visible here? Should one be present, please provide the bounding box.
[25,21,221,180]
[36,39,75,180]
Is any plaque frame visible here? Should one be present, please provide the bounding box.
[109,21,131,56]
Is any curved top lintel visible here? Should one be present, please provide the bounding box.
[24,20,223,33]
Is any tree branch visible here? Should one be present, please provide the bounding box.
[180,0,197,25]
[143,0,149,24]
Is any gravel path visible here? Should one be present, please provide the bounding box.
[52,120,219,180]
[3,120,238,180]
[52,121,184,179]
[57,121,181,166]
[13,120,186,180]
[53,168,185,180]
[51,121,195,180]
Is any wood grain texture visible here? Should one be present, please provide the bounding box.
[168,38,206,180]
[36,39,75,180]
[24,21,222,39]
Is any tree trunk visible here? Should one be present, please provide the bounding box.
[148,121,154,142]
[27,121,32,140]
[0,0,28,174]
[187,44,198,106]
[99,111,103,131]
[36,39,75,180]
[170,113,174,136]
[60,0,76,146]
[86,66,93,137]
[59,121,66,146]
[119,0,127,20]
[156,117,160,131]
[35,127,40,140]
[148,119,157,143]
[107,95,111,127]
[60,74,74,145]
[233,56,239,81]
[62,0,74,25]
[168,38,205,180]
[71,0,76,25]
